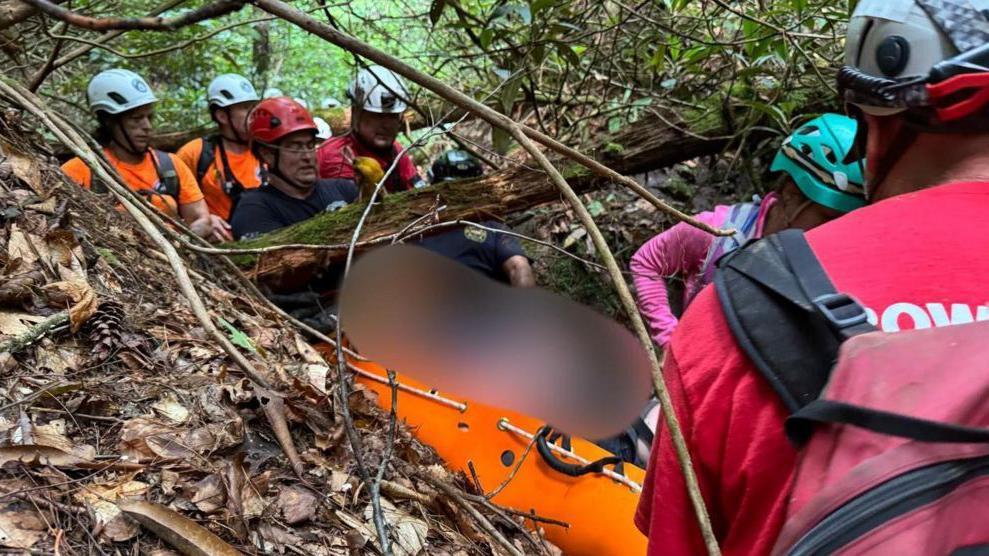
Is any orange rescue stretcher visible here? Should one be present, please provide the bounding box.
[315,345,647,556]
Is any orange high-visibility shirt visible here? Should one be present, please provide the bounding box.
[177,137,261,221]
[61,149,203,217]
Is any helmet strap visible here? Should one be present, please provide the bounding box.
[110,119,147,158]
[783,198,814,228]
[865,125,920,200]
[217,107,249,145]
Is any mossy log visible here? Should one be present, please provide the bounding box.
[230,114,733,287]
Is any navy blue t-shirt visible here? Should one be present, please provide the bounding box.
[414,222,527,283]
[231,179,358,240]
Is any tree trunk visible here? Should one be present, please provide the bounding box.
[231,113,732,286]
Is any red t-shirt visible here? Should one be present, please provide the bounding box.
[317,133,423,192]
[636,181,989,555]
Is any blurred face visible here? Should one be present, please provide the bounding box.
[215,101,255,141]
[354,109,402,150]
[267,130,318,187]
[113,104,154,152]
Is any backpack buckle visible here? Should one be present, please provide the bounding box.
[813,293,868,330]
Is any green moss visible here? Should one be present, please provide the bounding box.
[561,162,590,180]
[96,247,120,267]
[538,255,623,322]
[603,142,624,155]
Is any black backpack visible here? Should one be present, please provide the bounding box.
[714,229,876,413]
[92,149,180,200]
[196,135,246,209]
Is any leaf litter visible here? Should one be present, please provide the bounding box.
[0,109,550,555]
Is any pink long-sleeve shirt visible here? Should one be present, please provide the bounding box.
[631,195,777,347]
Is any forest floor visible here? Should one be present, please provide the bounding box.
[0,121,549,556]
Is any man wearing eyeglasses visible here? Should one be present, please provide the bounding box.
[231,97,358,241]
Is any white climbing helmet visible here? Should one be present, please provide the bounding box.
[841,0,989,119]
[314,117,333,140]
[346,65,409,114]
[87,69,158,115]
[207,73,259,108]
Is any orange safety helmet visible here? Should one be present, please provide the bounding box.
[248,96,317,144]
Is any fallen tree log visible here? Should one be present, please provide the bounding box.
[229,113,734,286]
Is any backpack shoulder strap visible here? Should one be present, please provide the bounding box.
[153,150,180,198]
[196,136,217,187]
[714,229,876,414]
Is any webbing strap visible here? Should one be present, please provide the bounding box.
[787,399,989,445]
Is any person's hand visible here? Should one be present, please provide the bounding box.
[206,214,233,243]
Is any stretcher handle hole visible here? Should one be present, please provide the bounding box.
[501,450,516,467]
[458,422,470,432]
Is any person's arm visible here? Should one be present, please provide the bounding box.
[172,154,230,243]
[398,149,426,189]
[630,212,721,347]
[486,222,536,287]
[175,139,201,181]
[502,255,536,288]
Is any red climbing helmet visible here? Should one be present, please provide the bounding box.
[248,96,317,144]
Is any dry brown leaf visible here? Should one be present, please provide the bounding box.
[31,419,96,460]
[363,499,428,556]
[118,499,244,556]
[189,474,226,514]
[75,477,148,542]
[43,280,98,332]
[0,444,91,468]
[0,310,45,337]
[257,389,304,476]
[6,225,44,268]
[25,197,56,214]
[0,507,45,549]
[305,364,329,395]
[152,392,191,424]
[276,485,317,525]
[4,145,43,195]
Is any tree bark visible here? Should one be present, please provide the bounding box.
[0,0,48,31]
[230,113,732,285]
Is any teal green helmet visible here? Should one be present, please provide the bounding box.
[771,113,866,214]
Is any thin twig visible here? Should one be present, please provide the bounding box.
[421,471,524,556]
[17,0,248,31]
[52,0,188,68]
[0,311,68,355]
[484,433,537,500]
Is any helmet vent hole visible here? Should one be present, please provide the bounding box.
[797,125,819,136]
[822,146,837,164]
[107,92,128,105]
[800,144,813,156]
[221,90,234,99]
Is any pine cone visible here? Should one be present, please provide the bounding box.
[84,300,125,363]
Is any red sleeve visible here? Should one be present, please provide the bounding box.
[636,345,712,556]
[317,138,356,181]
[397,148,424,190]
[636,286,797,556]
